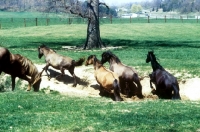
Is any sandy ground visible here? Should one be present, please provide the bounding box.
[29,64,200,101]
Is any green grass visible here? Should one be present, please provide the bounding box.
[1,11,199,29]
[0,89,200,132]
[0,23,200,77]
[1,12,200,131]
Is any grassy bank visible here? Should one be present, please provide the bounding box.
[1,12,200,131]
[0,23,200,77]
[0,90,200,132]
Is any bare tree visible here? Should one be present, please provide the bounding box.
[47,0,108,49]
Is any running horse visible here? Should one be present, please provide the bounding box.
[146,51,181,99]
[0,47,43,91]
[101,51,143,98]
[38,44,85,87]
[85,55,123,101]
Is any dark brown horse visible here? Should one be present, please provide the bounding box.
[38,44,85,87]
[101,51,143,98]
[0,47,43,91]
[146,51,181,99]
[85,55,123,101]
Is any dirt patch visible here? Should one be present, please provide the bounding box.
[2,64,200,101]
[33,64,200,101]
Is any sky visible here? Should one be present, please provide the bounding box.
[101,0,147,6]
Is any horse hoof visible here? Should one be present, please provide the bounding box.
[117,98,123,101]
[26,89,30,91]
[72,84,77,87]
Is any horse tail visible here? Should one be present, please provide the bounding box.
[74,58,85,66]
[139,75,149,81]
[113,79,123,101]
[132,73,143,98]
[172,83,181,100]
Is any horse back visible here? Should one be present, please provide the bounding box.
[95,67,119,90]
[154,69,178,88]
[0,47,11,66]
[46,52,73,69]
[7,54,38,78]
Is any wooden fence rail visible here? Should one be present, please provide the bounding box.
[0,16,199,29]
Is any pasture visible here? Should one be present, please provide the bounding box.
[0,11,200,131]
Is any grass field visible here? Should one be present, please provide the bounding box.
[0,11,200,131]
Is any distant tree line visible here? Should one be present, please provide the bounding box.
[0,0,117,17]
[142,0,200,13]
[1,0,200,15]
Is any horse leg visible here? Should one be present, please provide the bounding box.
[11,76,16,91]
[99,85,106,96]
[113,79,123,101]
[43,63,50,80]
[56,68,65,79]
[150,80,154,89]
[19,75,32,91]
[133,73,143,98]
[69,68,77,87]
[125,82,131,98]
[172,84,181,100]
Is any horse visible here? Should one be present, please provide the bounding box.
[101,51,143,98]
[85,55,123,101]
[0,47,43,91]
[146,51,181,99]
[38,44,85,87]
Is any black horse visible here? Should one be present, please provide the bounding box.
[146,51,181,99]
[101,51,143,98]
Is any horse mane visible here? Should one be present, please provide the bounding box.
[106,51,121,63]
[149,51,165,70]
[40,44,56,53]
[16,54,39,77]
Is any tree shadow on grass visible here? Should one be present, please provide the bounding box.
[103,39,200,49]
[44,68,89,86]
[7,39,200,50]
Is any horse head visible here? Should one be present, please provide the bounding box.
[146,51,154,63]
[101,51,113,64]
[101,51,121,64]
[85,55,96,66]
[85,55,102,70]
[32,69,44,92]
[38,45,45,59]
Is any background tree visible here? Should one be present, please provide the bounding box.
[131,4,142,13]
[63,0,109,49]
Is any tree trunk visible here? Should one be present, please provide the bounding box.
[83,0,105,49]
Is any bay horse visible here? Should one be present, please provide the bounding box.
[146,51,181,99]
[38,44,85,87]
[85,55,123,101]
[0,47,43,91]
[101,51,143,98]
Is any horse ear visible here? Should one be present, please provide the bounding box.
[94,56,98,62]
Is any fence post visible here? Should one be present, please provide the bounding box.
[148,16,150,23]
[165,15,166,23]
[197,16,199,23]
[68,18,70,24]
[130,16,132,23]
[24,18,26,27]
[110,15,112,24]
[35,18,38,26]
[180,16,183,23]
[46,18,49,26]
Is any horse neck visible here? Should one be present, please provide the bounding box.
[150,57,164,71]
[109,57,120,66]
[93,58,102,70]
[21,56,39,79]
[43,48,52,57]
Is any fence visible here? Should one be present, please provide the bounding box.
[0,15,199,29]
